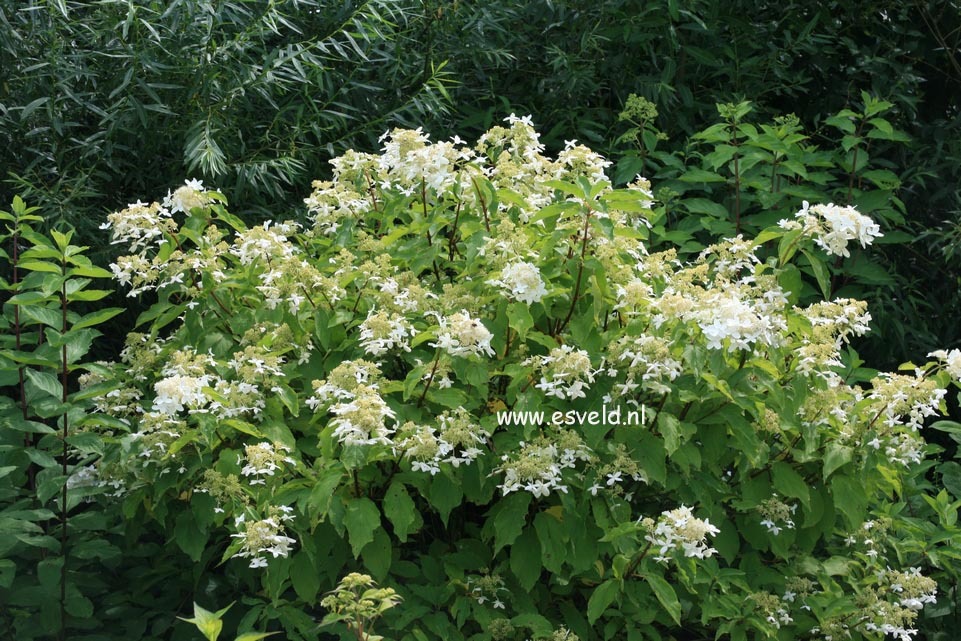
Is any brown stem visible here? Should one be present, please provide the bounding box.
[417,353,441,408]
[59,265,69,641]
[298,284,316,309]
[11,228,36,491]
[470,176,491,233]
[626,540,653,578]
[847,145,859,205]
[364,169,381,214]
[420,182,443,281]
[448,200,463,261]
[555,208,593,336]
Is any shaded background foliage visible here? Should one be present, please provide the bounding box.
[2,0,959,366]
[3,1,961,640]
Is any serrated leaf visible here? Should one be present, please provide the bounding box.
[25,368,63,401]
[235,633,280,641]
[646,573,681,625]
[344,497,380,558]
[489,491,531,555]
[289,552,320,603]
[73,307,123,330]
[772,461,811,509]
[587,578,620,624]
[384,482,417,542]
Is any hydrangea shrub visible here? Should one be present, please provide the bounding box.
[94,116,960,641]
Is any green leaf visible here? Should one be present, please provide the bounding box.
[21,304,62,328]
[511,612,554,638]
[361,528,392,581]
[235,634,279,641]
[8,291,52,305]
[428,473,463,525]
[682,197,729,218]
[509,527,542,591]
[587,578,620,624]
[73,307,123,330]
[25,368,63,401]
[344,497,380,558]
[771,461,811,509]
[38,557,63,592]
[275,384,300,417]
[507,302,534,340]
[289,552,320,603]
[801,249,832,299]
[307,470,343,521]
[68,265,113,279]
[533,511,567,574]
[66,289,111,302]
[2,415,56,434]
[831,474,867,528]
[677,168,725,183]
[384,482,417,542]
[823,444,853,479]
[174,511,207,562]
[18,260,61,273]
[489,492,531,555]
[645,573,681,625]
[178,602,233,641]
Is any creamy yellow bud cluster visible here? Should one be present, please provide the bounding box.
[395,408,489,475]
[748,591,794,630]
[779,200,883,258]
[525,345,597,400]
[496,430,594,498]
[641,505,720,564]
[758,494,797,535]
[307,360,395,446]
[605,334,682,397]
[589,443,646,496]
[197,469,249,511]
[230,506,296,568]
[320,573,402,622]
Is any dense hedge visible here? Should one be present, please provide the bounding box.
[4,121,961,641]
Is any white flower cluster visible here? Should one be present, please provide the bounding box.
[303,179,370,234]
[231,508,297,568]
[487,260,548,305]
[153,374,210,414]
[867,372,946,432]
[859,567,937,641]
[526,345,597,400]
[396,408,489,475]
[230,221,299,266]
[467,574,509,610]
[748,592,794,631]
[640,505,720,564]
[241,441,296,484]
[100,199,175,251]
[358,309,413,357]
[606,334,682,396]
[779,201,883,257]
[163,178,213,214]
[496,431,593,498]
[431,310,495,358]
[758,494,797,536]
[692,286,788,352]
[928,348,961,380]
[307,361,395,446]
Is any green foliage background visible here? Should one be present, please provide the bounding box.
[3,1,961,640]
